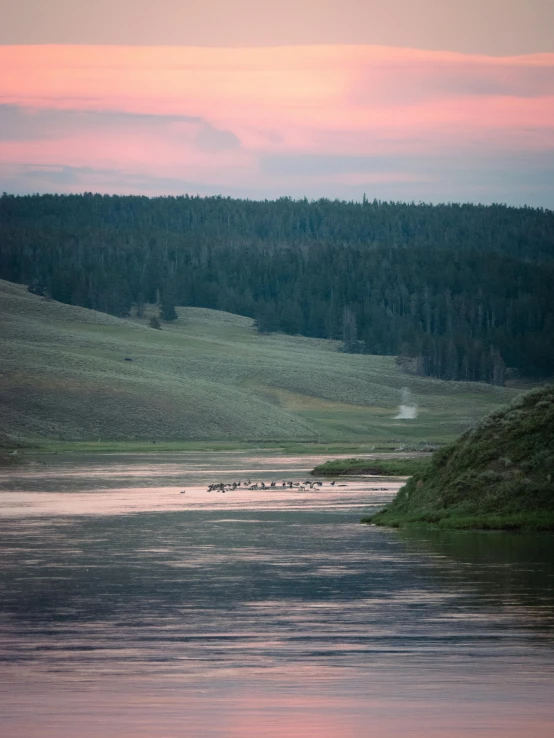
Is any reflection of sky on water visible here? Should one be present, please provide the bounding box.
[0,481,393,516]
[0,452,553,737]
[0,451,412,488]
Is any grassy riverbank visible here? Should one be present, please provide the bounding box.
[363,384,554,531]
[312,456,432,477]
[361,511,554,531]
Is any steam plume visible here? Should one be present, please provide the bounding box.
[394,387,418,420]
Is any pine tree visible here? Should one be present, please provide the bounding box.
[159,300,177,322]
[149,315,161,329]
[342,307,358,352]
[159,281,178,322]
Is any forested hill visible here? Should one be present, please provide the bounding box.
[2,194,554,260]
[1,193,553,384]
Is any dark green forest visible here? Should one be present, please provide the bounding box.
[1,192,553,384]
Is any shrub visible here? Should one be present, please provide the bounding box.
[149,316,162,329]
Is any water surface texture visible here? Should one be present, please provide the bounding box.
[1,452,553,737]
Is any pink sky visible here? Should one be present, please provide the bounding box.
[1,43,553,205]
[2,1,554,55]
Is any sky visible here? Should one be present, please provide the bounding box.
[1,0,553,206]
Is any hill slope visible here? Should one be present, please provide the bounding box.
[368,384,554,530]
[0,280,518,444]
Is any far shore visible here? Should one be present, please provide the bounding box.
[0,439,436,460]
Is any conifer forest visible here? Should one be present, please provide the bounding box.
[1,193,553,385]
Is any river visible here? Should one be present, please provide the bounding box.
[0,452,553,737]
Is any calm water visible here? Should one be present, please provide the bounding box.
[0,452,553,737]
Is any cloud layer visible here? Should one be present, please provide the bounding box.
[1,45,553,205]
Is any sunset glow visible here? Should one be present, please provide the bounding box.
[1,43,554,204]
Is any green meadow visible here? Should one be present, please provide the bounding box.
[0,279,519,449]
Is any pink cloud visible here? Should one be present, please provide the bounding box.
[0,45,553,203]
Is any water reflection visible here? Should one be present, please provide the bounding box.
[398,528,554,631]
[0,452,553,736]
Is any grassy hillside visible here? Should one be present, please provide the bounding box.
[0,280,518,445]
[365,384,554,531]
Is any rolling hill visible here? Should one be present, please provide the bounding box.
[0,279,519,445]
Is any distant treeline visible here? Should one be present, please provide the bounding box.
[1,193,553,384]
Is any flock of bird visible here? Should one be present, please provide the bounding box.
[180,479,332,494]
[207,479,331,493]
[179,479,390,494]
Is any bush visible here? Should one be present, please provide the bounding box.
[149,316,161,329]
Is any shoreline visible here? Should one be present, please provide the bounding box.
[362,512,554,533]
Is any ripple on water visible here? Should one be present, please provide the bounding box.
[0,452,553,737]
